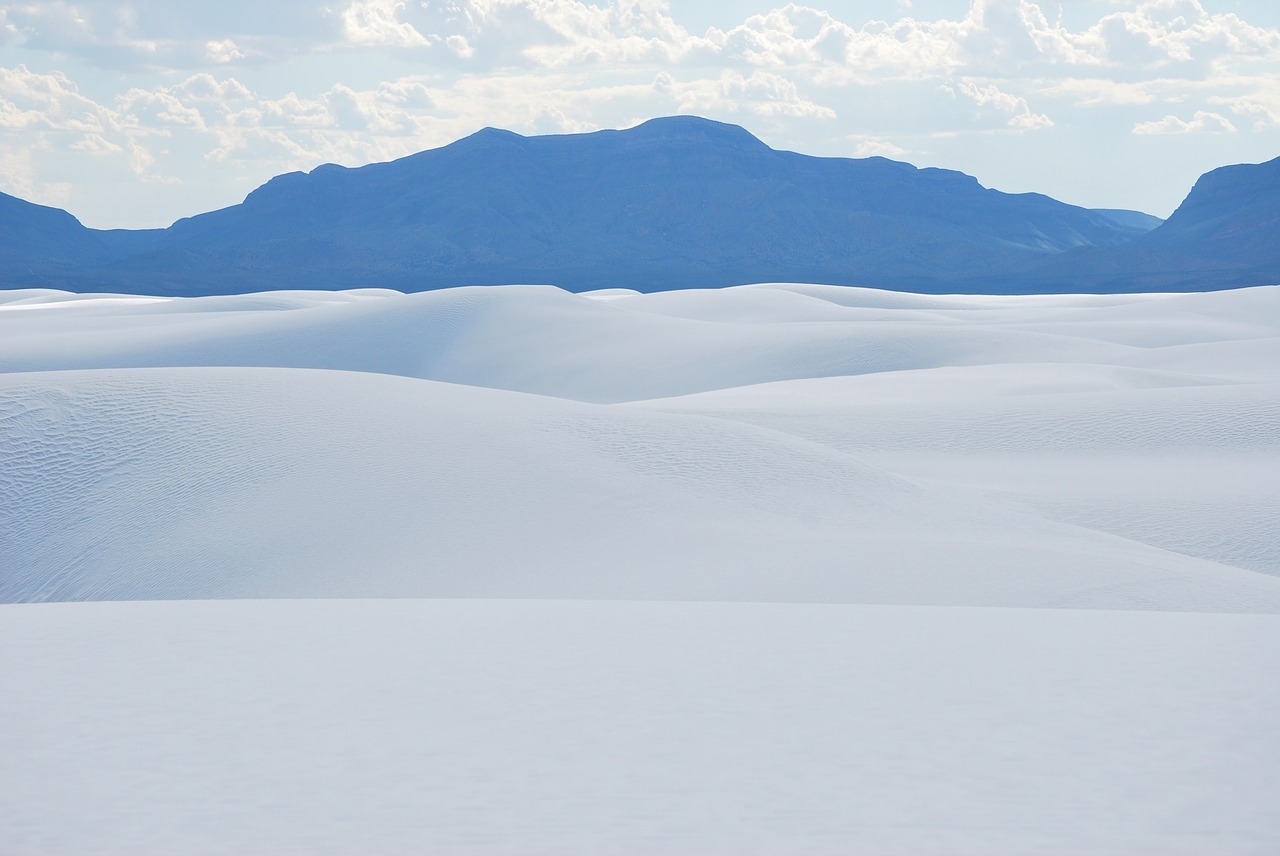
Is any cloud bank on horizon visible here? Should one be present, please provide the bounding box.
[1,0,1278,228]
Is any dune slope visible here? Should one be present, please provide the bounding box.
[2,283,1277,608]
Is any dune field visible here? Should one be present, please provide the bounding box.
[2,282,1278,853]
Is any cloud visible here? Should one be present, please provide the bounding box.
[205,39,248,63]
[848,134,908,158]
[173,73,255,103]
[446,34,475,59]
[1215,96,1279,129]
[342,0,430,47]
[526,105,598,135]
[0,142,71,207]
[655,69,837,119]
[0,65,116,133]
[955,78,1053,130]
[1086,0,1280,67]
[0,1,339,70]
[117,89,208,132]
[69,133,122,154]
[1209,76,1280,129]
[3,1,1278,89]
[0,66,185,196]
[1132,109,1236,134]
[1043,77,1158,106]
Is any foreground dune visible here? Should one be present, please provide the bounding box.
[3,599,1278,855]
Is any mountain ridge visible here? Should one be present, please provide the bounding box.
[1,116,1273,295]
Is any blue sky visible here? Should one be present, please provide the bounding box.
[2,0,1277,228]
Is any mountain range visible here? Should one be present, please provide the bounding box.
[1,115,1276,295]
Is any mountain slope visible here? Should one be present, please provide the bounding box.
[3,118,1273,295]
[3,117,1153,295]
[1012,156,1280,292]
[0,192,107,283]
[1143,155,1280,261]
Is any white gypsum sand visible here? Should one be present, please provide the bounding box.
[1,283,1278,853]
[2,599,1278,856]
[1,283,1276,605]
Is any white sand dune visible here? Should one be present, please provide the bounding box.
[3,283,1240,403]
[4,364,1276,608]
[3,599,1278,856]
[2,283,1277,606]
[3,282,1279,854]
[635,369,1280,575]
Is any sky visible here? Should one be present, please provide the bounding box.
[1,0,1278,229]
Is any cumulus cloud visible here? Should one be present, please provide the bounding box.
[205,39,248,63]
[1209,76,1280,129]
[0,64,217,191]
[0,1,338,69]
[342,0,431,47]
[956,77,1054,129]
[1132,109,1237,134]
[1,0,1276,82]
[655,69,837,119]
[1216,96,1279,129]
[69,133,122,154]
[1086,0,1280,67]
[848,134,908,158]
[1043,77,1159,106]
[117,89,208,132]
[0,65,116,134]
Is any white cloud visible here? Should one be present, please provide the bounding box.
[342,0,431,47]
[174,74,255,103]
[0,142,71,207]
[1209,77,1280,129]
[0,65,116,133]
[1132,109,1236,133]
[656,69,837,119]
[69,133,122,154]
[526,105,598,135]
[127,137,165,179]
[117,89,208,132]
[1217,96,1279,129]
[956,78,1053,129]
[205,39,248,64]
[376,78,436,109]
[1083,0,1280,69]
[1043,77,1158,106]
[0,0,1274,84]
[848,134,908,158]
[446,34,475,58]
[0,1,338,69]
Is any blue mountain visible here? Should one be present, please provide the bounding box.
[1,116,1272,294]
[1010,155,1280,292]
[0,192,109,273]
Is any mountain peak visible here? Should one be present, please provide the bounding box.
[460,126,527,145]
[450,116,769,152]
[1166,155,1279,218]
[437,125,527,155]
[624,115,770,150]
